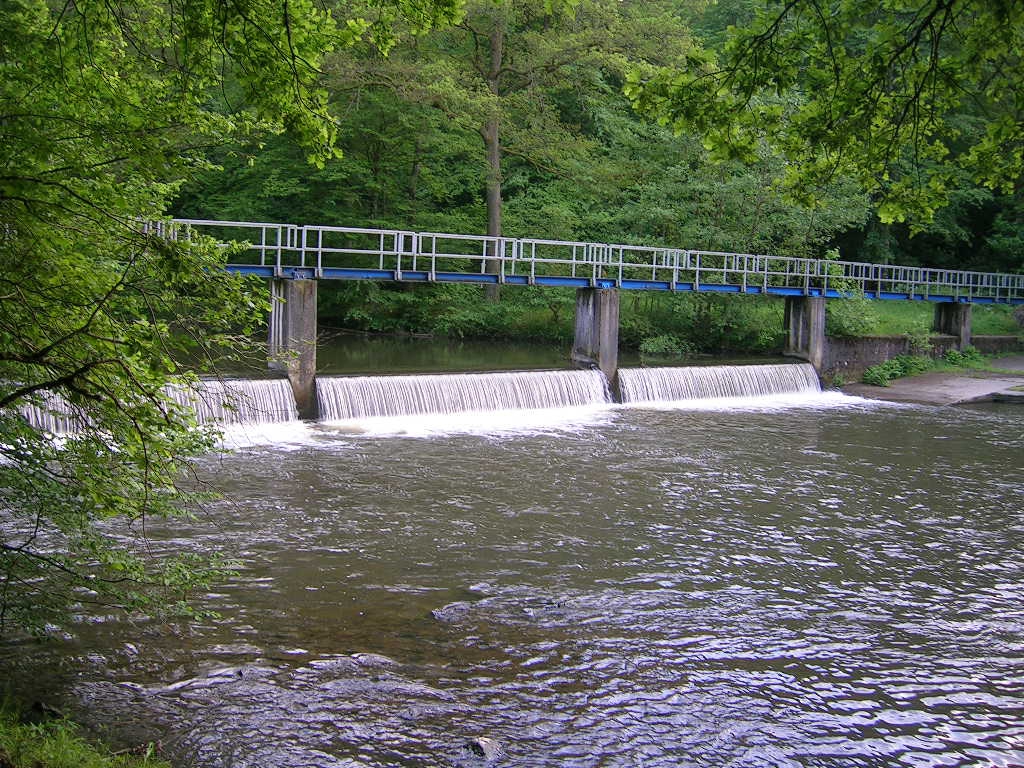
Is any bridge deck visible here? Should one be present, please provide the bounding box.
[156,219,1024,305]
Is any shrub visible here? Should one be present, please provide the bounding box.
[862,355,932,386]
[639,334,695,359]
[827,372,847,388]
[903,322,934,354]
[826,295,879,337]
[0,703,170,767]
[944,345,983,366]
[891,354,931,376]
[862,362,897,386]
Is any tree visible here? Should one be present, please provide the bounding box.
[626,0,1024,227]
[0,0,459,634]
[327,0,698,297]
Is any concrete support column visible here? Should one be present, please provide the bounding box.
[571,288,620,391]
[269,279,318,419]
[783,296,827,371]
[933,302,972,350]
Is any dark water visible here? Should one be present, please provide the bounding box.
[4,400,1024,767]
[312,334,781,375]
[316,335,584,375]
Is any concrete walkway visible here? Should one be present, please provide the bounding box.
[843,355,1024,406]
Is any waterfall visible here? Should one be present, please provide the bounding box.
[317,369,610,420]
[617,363,821,403]
[19,378,298,433]
[167,378,298,425]
[18,391,88,435]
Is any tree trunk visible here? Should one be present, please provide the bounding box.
[483,21,504,302]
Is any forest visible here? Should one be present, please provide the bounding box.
[171,0,1024,353]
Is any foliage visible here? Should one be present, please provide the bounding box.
[619,293,784,354]
[826,297,878,338]
[638,335,696,360]
[0,703,169,768]
[904,322,935,355]
[318,282,576,343]
[862,362,897,387]
[0,0,460,634]
[862,354,933,386]
[944,346,984,367]
[626,0,1024,227]
[826,372,847,389]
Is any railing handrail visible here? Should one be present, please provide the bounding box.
[159,218,1024,301]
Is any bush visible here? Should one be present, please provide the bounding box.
[860,360,901,385]
[891,354,931,376]
[944,345,984,366]
[0,704,169,768]
[826,295,879,338]
[639,334,695,359]
[862,354,932,386]
[903,322,934,354]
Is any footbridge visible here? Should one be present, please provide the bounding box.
[154,219,1024,416]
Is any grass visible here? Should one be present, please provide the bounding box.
[871,301,1020,336]
[0,704,169,768]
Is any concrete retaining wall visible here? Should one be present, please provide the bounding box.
[822,334,1024,381]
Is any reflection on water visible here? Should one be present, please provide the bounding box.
[3,402,1024,767]
[316,335,584,375]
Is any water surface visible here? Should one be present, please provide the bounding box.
[4,400,1023,768]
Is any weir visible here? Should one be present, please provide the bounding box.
[22,363,830,434]
[166,378,299,425]
[22,378,299,434]
[316,369,610,420]
[19,391,88,435]
[618,363,821,403]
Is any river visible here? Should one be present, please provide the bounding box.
[3,362,1023,767]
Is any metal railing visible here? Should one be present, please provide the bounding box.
[149,219,1024,303]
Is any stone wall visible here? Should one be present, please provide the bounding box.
[820,334,1023,381]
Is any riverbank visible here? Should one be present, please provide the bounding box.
[842,355,1024,405]
[0,704,169,768]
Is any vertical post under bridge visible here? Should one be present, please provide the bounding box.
[269,278,318,419]
[783,296,826,372]
[571,288,620,393]
[933,302,972,350]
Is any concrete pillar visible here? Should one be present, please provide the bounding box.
[571,288,620,391]
[933,302,972,350]
[269,279,318,419]
[783,296,826,371]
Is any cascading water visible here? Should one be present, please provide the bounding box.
[166,378,299,425]
[19,378,298,433]
[617,363,821,403]
[316,369,610,421]
[19,363,830,437]
[18,391,88,434]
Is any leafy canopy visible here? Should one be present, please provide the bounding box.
[0,0,461,634]
[626,0,1024,226]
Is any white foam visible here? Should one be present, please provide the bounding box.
[316,403,615,438]
[619,389,879,412]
